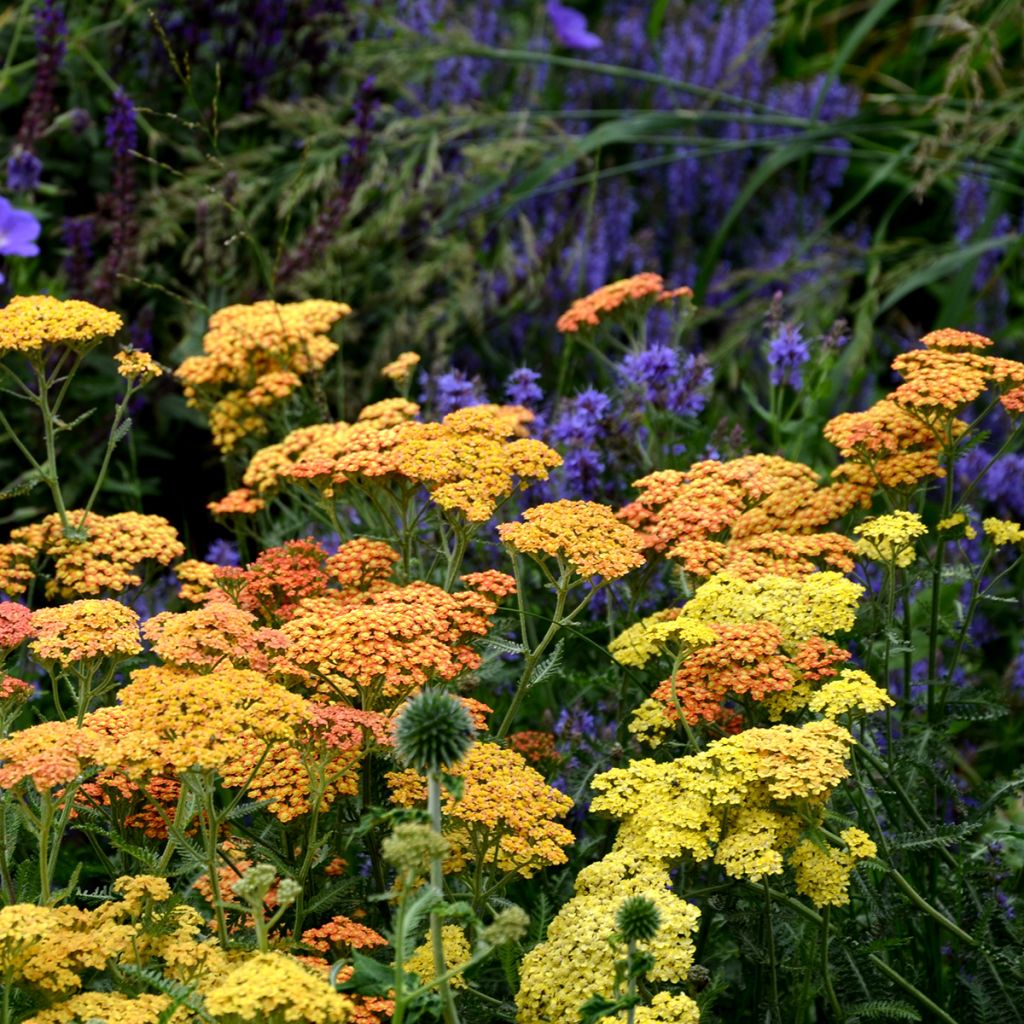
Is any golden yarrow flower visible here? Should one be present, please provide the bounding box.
[0,295,122,354]
[498,500,646,579]
[30,599,142,665]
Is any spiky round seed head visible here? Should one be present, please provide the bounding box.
[616,896,661,942]
[394,690,475,772]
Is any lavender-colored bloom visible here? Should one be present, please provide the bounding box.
[0,198,41,282]
[61,215,95,296]
[1012,648,1024,697]
[505,367,544,407]
[204,539,241,567]
[767,323,809,389]
[6,149,43,192]
[547,1,602,50]
[423,369,485,416]
[105,88,138,156]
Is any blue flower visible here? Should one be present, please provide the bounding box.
[6,149,43,193]
[766,323,809,389]
[547,1,602,50]
[0,197,42,283]
[505,367,544,407]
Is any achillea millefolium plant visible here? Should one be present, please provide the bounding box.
[0,283,1021,1024]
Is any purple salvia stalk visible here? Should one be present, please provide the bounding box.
[61,215,96,296]
[96,88,139,304]
[9,0,67,192]
[276,77,378,284]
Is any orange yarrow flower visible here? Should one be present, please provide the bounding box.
[556,274,692,334]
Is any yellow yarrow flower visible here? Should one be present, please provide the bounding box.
[982,517,1024,546]
[806,669,895,719]
[21,993,177,1024]
[609,609,714,669]
[0,295,122,353]
[790,827,877,907]
[853,511,927,568]
[683,572,863,641]
[114,349,163,382]
[203,951,355,1023]
[937,512,976,539]
[404,925,472,988]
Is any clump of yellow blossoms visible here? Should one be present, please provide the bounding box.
[30,599,142,665]
[682,571,863,642]
[620,455,862,580]
[177,299,351,453]
[591,720,856,889]
[853,511,928,568]
[516,849,701,1024]
[790,827,877,907]
[114,349,163,381]
[0,510,184,599]
[404,925,472,988]
[203,951,355,1023]
[388,743,574,877]
[21,993,178,1024]
[0,295,122,353]
[982,518,1024,546]
[499,499,647,580]
[806,668,895,719]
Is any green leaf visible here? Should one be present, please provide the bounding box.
[0,468,45,502]
[530,638,565,688]
[333,949,395,996]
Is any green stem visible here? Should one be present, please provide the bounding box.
[867,954,961,1024]
[821,907,843,1022]
[34,362,71,532]
[38,791,54,904]
[927,444,956,724]
[428,770,460,1024]
[80,384,138,523]
[763,879,783,1023]
[625,937,637,1024]
[496,569,571,739]
[201,780,230,948]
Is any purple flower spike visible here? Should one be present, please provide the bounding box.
[6,148,43,192]
[0,197,42,277]
[547,1,602,50]
[767,323,809,390]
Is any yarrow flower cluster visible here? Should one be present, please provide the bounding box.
[0,510,184,599]
[555,274,692,334]
[620,455,862,580]
[177,299,351,452]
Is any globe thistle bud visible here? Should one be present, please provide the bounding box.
[382,822,451,878]
[394,690,475,773]
[480,905,530,946]
[616,896,661,943]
